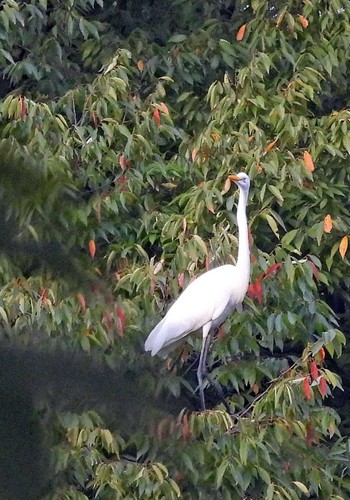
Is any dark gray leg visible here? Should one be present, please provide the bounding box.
[197,330,212,411]
[197,326,234,415]
[205,371,234,416]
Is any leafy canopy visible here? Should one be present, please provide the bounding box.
[0,0,350,498]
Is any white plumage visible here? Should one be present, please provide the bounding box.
[145,172,251,412]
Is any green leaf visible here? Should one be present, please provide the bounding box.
[0,49,15,64]
[292,481,309,494]
[265,214,279,238]
[168,34,187,43]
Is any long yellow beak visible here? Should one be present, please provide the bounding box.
[228,175,240,182]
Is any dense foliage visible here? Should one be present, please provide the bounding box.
[0,0,350,498]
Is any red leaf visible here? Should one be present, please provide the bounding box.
[116,307,126,337]
[157,419,166,441]
[264,262,281,278]
[255,280,263,303]
[247,282,256,300]
[119,154,127,169]
[102,311,113,331]
[309,360,318,381]
[159,102,169,115]
[88,239,96,258]
[19,96,27,118]
[91,111,99,128]
[116,175,128,192]
[247,280,263,303]
[319,376,328,397]
[40,287,48,303]
[77,293,87,312]
[306,423,313,446]
[205,255,211,271]
[178,272,185,289]
[248,227,253,248]
[181,413,191,441]
[308,260,319,281]
[150,276,155,294]
[319,347,326,361]
[216,325,225,340]
[303,377,312,400]
[153,107,161,126]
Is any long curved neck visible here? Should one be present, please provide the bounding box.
[236,188,250,280]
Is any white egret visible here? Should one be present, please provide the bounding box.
[145,172,251,413]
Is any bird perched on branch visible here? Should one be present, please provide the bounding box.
[145,172,251,413]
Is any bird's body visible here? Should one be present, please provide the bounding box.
[145,172,251,412]
[145,264,248,358]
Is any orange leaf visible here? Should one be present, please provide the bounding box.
[153,107,161,126]
[264,138,277,154]
[276,11,285,28]
[252,383,260,395]
[303,377,312,400]
[236,23,247,41]
[319,376,328,397]
[339,235,348,259]
[309,360,319,381]
[159,102,169,115]
[191,148,198,162]
[297,15,309,28]
[303,151,314,172]
[323,214,333,234]
[137,59,144,72]
[221,177,231,195]
[88,239,96,258]
[180,346,191,362]
[207,206,215,214]
[116,307,126,337]
[319,347,326,361]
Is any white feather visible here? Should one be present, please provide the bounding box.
[145,264,246,356]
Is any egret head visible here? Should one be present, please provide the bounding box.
[228,172,250,192]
